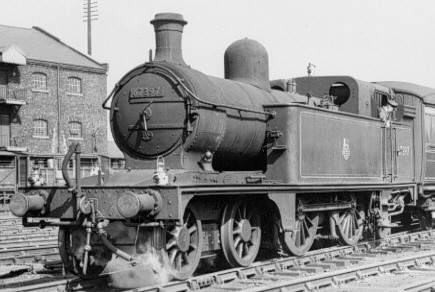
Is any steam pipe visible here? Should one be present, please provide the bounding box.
[62,142,79,190]
[62,142,87,218]
[96,221,135,263]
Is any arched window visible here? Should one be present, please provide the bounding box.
[69,121,82,138]
[32,73,47,90]
[33,119,48,137]
[68,77,82,94]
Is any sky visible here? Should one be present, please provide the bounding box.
[2,0,435,91]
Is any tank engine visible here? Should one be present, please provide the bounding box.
[8,13,435,283]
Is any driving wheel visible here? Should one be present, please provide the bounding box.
[336,195,365,245]
[166,205,203,280]
[220,200,261,267]
[283,198,319,256]
[58,227,108,279]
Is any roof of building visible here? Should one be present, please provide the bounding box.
[0,24,106,70]
[107,140,124,159]
[0,45,26,65]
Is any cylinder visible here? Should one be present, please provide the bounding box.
[117,191,161,218]
[9,193,45,217]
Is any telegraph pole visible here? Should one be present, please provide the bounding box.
[83,0,98,55]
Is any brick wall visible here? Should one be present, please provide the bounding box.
[7,62,107,156]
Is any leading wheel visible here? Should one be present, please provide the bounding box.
[220,200,261,267]
[166,205,203,280]
[336,195,365,245]
[58,227,108,279]
[283,198,319,256]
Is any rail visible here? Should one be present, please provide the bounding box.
[3,230,435,292]
[130,230,435,292]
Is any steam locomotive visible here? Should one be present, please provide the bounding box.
[9,13,435,280]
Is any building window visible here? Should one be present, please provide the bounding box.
[69,121,82,138]
[57,158,73,170]
[33,119,48,137]
[111,159,126,170]
[68,77,82,95]
[32,73,47,91]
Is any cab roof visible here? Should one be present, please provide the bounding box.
[375,81,435,105]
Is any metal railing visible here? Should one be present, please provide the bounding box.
[10,135,29,147]
[0,85,30,101]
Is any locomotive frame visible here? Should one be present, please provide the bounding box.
[8,13,435,281]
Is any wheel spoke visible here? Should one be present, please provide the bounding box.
[300,221,306,246]
[236,207,242,222]
[234,235,242,247]
[182,252,190,265]
[339,213,346,225]
[166,237,177,250]
[189,243,197,251]
[336,196,365,246]
[246,210,253,221]
[352,214,358,234]
[348,216,354,238]
[188,225,197,235]
[221,202,261,267]
[350,215,355,236]
[169,249,178,265]
[237,242,243,258]
[184,211,192,225]
[303,217,310,234]
[175,253,182,270]
[346,216,352,237]
[243,243,249,258]
[167,228,177,237]
[306,215,314,227]
[342,215,349,235]
[296,232,301,248]
[233,226,242,236]
[242,204,247,219]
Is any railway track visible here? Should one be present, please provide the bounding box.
[0,244,60,265]
[0,209,60,265]
[2,230,435,292]
[134,231,435,292]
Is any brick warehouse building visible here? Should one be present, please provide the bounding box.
[0,24,108,185]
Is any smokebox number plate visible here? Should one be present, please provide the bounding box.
[130,87,164,99]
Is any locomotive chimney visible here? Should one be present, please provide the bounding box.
[150,13,187,65]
